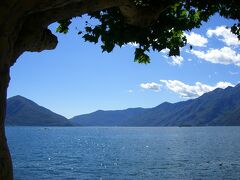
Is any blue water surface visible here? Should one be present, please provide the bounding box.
[6,127,240,180]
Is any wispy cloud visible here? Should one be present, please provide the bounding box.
[190,47,240,66]
[185,32,208,47]
[127,89,134,93]
[128,42,139,47]
[140,82,161,92]
[207,26,240,47]
[160,80,234,98]
[171,56,184,65]
[161,48,184,65]
[229,71,239,75]
[161,48,170,54]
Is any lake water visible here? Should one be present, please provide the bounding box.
[6,127,240,180]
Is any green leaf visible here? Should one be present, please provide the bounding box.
[134,48,150,64]
[56,19,72,34]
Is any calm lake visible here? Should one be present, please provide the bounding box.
[6,127,240,180]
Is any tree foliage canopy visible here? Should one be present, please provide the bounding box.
[57,0,240,63]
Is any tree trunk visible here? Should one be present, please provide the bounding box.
[0,63,13,180]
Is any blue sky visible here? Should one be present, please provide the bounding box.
[8,14,240,118]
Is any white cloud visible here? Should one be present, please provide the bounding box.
[207,26,240,47]
[184,32,208,47]
[161,48,170,54]
[171,56,184,65]
[162,55,168,59]
[160,80,234,98]
[140,82,161,92]
[161,49,184,65]
[127,89,133,93]
[229,71,239,75]
[128,42,139,47]
[191,47,240,66]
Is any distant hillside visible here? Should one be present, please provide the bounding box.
[70,108,146,126]
[71,84,240,126]
[6,96,72,126]
[6,84,240,126]
[126,85,240,126]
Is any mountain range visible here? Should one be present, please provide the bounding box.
[6,84,240,126]
[6,95,72,126]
